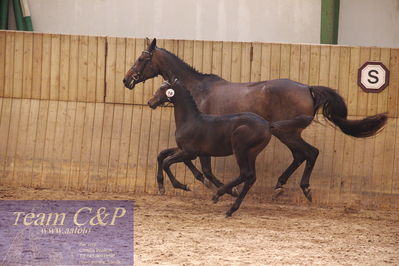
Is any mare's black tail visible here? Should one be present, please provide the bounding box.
[310,86,387,138]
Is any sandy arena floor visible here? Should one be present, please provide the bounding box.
[0,186,398,265]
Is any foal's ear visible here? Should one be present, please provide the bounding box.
[148,38,157,51]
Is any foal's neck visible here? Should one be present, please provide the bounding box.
[172,87,202,129]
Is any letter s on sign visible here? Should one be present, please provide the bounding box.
[368,69,379,84]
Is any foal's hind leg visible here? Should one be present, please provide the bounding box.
[199,156,239,197]
[273,131,318,201]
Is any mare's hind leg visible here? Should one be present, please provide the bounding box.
[273,131,319,202]
[199,156,239,197]
[162,149,196,192]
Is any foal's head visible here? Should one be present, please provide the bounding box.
[148,79,178,109]
[123,38,159,89]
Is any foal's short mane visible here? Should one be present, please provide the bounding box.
[175,82,202,114]
[159,48,223,81]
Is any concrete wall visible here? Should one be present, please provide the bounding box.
[338,0,399,48]
[24,0,321,44]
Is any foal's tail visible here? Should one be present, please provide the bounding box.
[310,86,387,138]
[270,115,313,132]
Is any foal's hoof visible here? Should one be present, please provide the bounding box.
[225,211,233,218]
[272,187,284,200]
[183,185,191,192]
[158,187,165,195]
[302,188,312,202]
[203,179,213,189]
[231,187,239,197]
[212,194,220,203]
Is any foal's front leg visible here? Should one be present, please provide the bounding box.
[157,148,180,194]
[162,149,196,192]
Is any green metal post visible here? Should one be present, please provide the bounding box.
[12,0,26,30]
[320,0,340,44]
[21,0,33,31]
[0,0,9,29]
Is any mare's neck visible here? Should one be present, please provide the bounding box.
[172,89,202,129]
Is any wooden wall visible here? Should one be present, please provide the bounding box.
[0,30,398,209]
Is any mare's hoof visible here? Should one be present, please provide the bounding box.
[302,188,312,202]
[184,185,191,192]
[231,187,239,197]
[158,187,165,195]
[212,194,220,203]
[225,211,232,218]
[272,187,284,200]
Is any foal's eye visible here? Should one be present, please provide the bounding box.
[138,58,143,62]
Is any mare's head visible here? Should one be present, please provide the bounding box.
[123,38,159,89]
[148,79,180,109]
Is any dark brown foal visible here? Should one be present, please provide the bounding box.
[148,79,312,217]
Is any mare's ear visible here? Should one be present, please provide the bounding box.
[148,38,157,51]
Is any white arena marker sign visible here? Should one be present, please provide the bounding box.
[357,61,390,93]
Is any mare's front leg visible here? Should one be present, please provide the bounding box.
[162,149,196,192]
[156,148,180,194]
[199,156,239,197]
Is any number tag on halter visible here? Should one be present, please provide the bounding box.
[166,89,175,98]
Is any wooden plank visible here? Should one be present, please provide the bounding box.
[126,105,143,192]
[270,44,280,80]
[0,31,5,96]
[97,103,114,191]
[13,99,31,186]
[289,44,301,82]
[114,37,126,104]
[22,32,33,99]
[50,101,67,189]
[4,31,15,97]
[106,104,123,192]
[31,100,49,188]
[31,33,42,99]
[4,99,22,185]
[132,38,145,105]
[377,48,390,115]
[78,35,89,102]
[145,107,162,194]
[68,102,86,190]
[250,42,262,82]
[40,101,59,188]
[367,48,381,116]
[211,41,223,76]
[59,35,70,101]
[313,45,330,205]
[279,44,290,79]
[87,36,98,102]
[340,47,360,206]
[40,34,51,100]
[78,102,96,190]
[193,40,203,73]
[50,34,60,100]
[124,38,136,104]
[299,45,311,84]
[202,41,213,74]
[68,35,79,102]
[13,32,23,98]
[323,45,340,206]
[0,99,12,184]
[116,104,134,192]
[59,101,77,189]
[96,37,106,103]
[241,42,251,82]
[87,103,105,191]
[135,106,152,193]
[356,47,371,116]
[22,99,39,187]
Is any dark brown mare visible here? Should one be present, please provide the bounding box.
[123,38,387,201]
[148,79,312,216]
